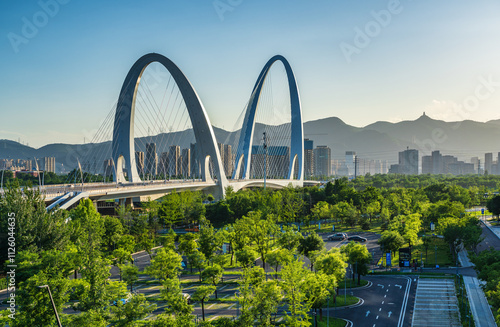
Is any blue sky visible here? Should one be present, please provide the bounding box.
[1,0,500,147]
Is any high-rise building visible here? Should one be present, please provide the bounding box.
[432,150,443,174]
[485,153,493,174]
[43,157,55,173]
[168,145,181,176]
[182,148,191,177]
[304,139,314,178]
[135,151,144,175]
[315,146,331,177]
[398,148,418,175]
[422,156,433,174]
[145,143,157,176]
[345,151,356,176]
[250,145,290,179]
[190,143,200,178]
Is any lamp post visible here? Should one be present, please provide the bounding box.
[435,245,437,268]
[38,285,62,327]
[344,265,348,305]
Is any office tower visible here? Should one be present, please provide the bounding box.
[43,157,55,173]
[315,146,332,177]
[398,148,419,175]
[485,153,493,174]
[135,151,144,176]
[304,139,314,178]
[145,143,157,176]
[345,151,356,176]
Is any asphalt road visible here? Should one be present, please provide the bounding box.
[332,275,416,327]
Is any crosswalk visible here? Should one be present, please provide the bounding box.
[411,279,461,327]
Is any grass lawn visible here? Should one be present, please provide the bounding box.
[340,278,369,288]
[326,294,359,307]
[376,236,453,268]
[301,220,384,235]
[311,317,348,327]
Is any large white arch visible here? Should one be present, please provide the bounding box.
[232,55,304,181]
[111,53,227,195]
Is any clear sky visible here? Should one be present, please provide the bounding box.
[1,0,500,148]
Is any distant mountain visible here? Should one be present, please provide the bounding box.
[2,113,500,172]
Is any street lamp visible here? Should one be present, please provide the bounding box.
[37,285,62,327]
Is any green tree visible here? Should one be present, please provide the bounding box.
[0,182,70,264]
[305,272,334,321]
[147,248,183,282]
[111,294,156,326]
[341,242,372,285]
[377,230,405,257]
[250,280,283,326]
[120,263,138,292]
[298,232,325,271]
[16,272,70,327]
[280,260,312,327]
[277,225,303,251]
[237,211,278,271]
[192,286,216,321]
[315,248,348,283]
[160,277,193,316]
[267,248,293,279]
[201,264,224,299]
[188,249,207,282]
[103,215,123,252]
[235,248,258,269]
[487,195,500,218]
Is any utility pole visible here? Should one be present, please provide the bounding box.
[263,132,268,190]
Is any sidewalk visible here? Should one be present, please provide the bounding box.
[462,276,497,327]
[454,217,498,327]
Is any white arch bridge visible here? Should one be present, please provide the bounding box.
[43,53,319,210]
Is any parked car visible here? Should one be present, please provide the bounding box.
[327,233,347,241]
[347,235,367,242]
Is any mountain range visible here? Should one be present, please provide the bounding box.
[2,113,500,173]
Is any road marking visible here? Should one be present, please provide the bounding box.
[219,285,228,291]
[222,294,229,299]
[377,284,384,289]
[397,276,412,327]
[384,295,387,298]
[228,303,236,309]
[388,311,392,317]
[386,289,389,292]
[382,301,384,304]
[366,310,370,317]
[379,308,382,311]
[376,315,379,319]
[395,284,402,289]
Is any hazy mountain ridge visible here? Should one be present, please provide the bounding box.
[2,114,500,171]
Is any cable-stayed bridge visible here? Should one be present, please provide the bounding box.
[39,53,318,210]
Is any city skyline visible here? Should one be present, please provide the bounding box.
[1,1,500,148]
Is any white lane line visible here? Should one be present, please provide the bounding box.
[376,315,379,319]
[382,301,384,304]
[379,308,382,311]
[397,276,412,327]
[219,285,228,291]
